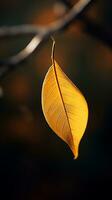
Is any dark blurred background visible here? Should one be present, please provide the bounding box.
[0,0,112,199]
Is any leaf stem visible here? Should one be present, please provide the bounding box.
[51,36,56,65]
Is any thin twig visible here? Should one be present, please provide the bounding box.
[0,35,43,77]
[0,0,92,78]
[0,25,45,38]
[1,0,112,78]
[60,0,112,48]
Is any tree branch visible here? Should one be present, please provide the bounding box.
[0,0,93,78]
[60,0,112,48]
[0,0,111,78]
[0,25,44,38]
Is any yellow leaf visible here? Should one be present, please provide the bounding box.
[41,41,88,159]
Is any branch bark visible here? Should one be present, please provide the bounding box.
[0,0,111,78]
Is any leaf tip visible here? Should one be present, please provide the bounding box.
[71,146,79,160]
[73,154,78,160]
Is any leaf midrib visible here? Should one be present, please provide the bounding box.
[53,61,74,147]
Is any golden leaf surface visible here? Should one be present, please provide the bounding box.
[41,42,88,159]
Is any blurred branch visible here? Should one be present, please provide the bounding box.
[60,0,112,48]
[0,0,111,78]
[0,25,44,38]
[0,35,42,77]
[0,0,92,78]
